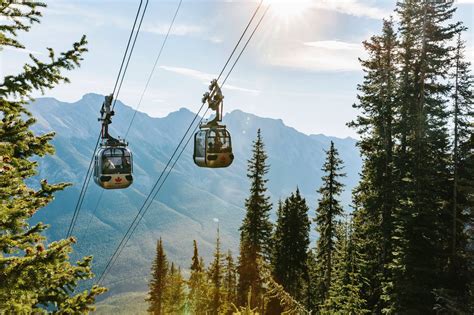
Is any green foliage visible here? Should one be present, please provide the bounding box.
[435,31,474,314]
[146,238,168,315]
[311,141,346,310]
[349,0,472,313]
[238,129,273,308]
[348,18,398,312]
[258,259,309,314]
[0,1,105,313]
[321,220,368,314]
[271,190,310,306]
[221,250,238,314]
[208,228,224,314]
[187,240,210,314]
[164,263,186,314]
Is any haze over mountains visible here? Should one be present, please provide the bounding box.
[29,93,361,296]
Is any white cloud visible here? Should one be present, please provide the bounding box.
[160,65,214,82]
[144,23,203,36]
[159,65,260,94]
[457,0,474,3]
[304,40,362,50]
[268,40,366,72]
[2,46,45,55]
[310,0,390,20]
[143,22,223,44]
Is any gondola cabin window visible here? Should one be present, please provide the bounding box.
[207,129,231,153]
[102,148,132,174]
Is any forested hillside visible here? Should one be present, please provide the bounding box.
[28,94,361,296]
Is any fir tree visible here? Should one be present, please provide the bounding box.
[237,129,273,309]
[347,18,398,312]
[271,190,310,304]
[208,227,224,314]
[146,238,168,315]
[434,31,474,313]
[322,219,367,314]
[388,1,462,312]
[312,141,346,309]
[188,240,209,314]
[164,263,186,314]
[222,250,238,314]
[0,1,105,312]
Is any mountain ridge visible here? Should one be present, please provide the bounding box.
[28,93,362,297]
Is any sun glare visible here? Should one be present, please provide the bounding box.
[265,0,313,20]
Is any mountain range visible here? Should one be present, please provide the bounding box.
[28,93,362,299]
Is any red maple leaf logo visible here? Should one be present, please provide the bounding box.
[115,177,123,183]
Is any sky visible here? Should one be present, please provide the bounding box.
[1,0,473,138]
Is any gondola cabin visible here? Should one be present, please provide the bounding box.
[194,126,234,168]
[94,146,133,189]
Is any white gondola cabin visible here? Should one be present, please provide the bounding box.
[94,145,133,189]
[194,125,234,168]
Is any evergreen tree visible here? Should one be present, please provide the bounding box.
[237,129,273,309]
[388,1,462,312]
[187,240,209,314]
[322,219,367,314]
[146,238,168,315]
[271,190,310,304]
[208,227,224,314]
[164,263,186,314]
[0,2,105,312]
[434,31,474,313]
[312,141,346,309]
[222,250,238,314]
[347,18,398,312]
[306,249,319,312]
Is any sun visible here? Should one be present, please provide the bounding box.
[265,0,313,20]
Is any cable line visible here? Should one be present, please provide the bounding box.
[79,0,183,246]
[125,0,184,138]
[66,0,148,238]
[217,0,264,81]
[112,0,150,110]
[222,4,269,86]
[97,3,270,286]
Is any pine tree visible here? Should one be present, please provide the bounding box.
[208,227,224,314]
[347,18,398,312]
[312,141,346,309]
[237,129,273,309]
[187,240,209,314]
[322,219,367,314]
[146,238,168,315]
[434,31,474,313]
[306,248,319,312]
[271,189,310,304]
[222,250,238,314]
[163,263,186,314]
[388,1,462,312]
[0,2,105,312]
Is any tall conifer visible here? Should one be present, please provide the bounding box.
[271,190,310,303]
[222,250,238,314]
[435,31,474,313]
[237,129,272,309]
[163,263,186,314]
[322,220,367,314]
[313,141,346,309]
[208,227,224,314]
[348,18,398,311]
[389,1,462,311]
[188,240,209,313]
[147,238,168,315]
[0,2,105,312]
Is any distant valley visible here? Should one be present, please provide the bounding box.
[29,93,362,297]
